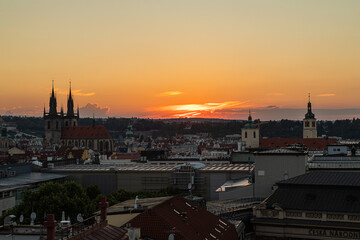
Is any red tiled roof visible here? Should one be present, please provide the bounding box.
[260,138,338,151]
[61,126,112,139]
[82,224,128,240]
[69,223,129,240]
[126,195,238,240]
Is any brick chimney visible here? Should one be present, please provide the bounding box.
[99,197,109,222]
[44,214,57,240]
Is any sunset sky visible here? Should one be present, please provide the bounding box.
[1,1,360,120]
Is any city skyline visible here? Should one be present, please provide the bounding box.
[1,1,360,120]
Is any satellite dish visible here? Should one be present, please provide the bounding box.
[77,214,83,223]
[129,229,135,240]
[30,212,36,226]
[168,234,175,240]
[20,215,24,223]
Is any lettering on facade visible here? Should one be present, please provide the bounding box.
[309,229,360,239]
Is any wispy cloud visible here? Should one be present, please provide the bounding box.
[147,101,250,118]
[56,88,95,97]
[317,93,336,97]
[158,91,183,96]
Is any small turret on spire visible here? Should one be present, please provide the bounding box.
[248,109,252,122]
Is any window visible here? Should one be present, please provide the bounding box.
[245,131,248,138]
[65,121,69,126]
[305,121,309,127]
[253,131,256,138]
[47,121,51,129]
[73,122,76,126]
[312,121,315,127]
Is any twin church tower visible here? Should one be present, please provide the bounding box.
[44,81,79,145]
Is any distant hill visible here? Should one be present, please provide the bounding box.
[2,116,360,140]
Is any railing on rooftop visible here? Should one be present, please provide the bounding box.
[54,215,98,240]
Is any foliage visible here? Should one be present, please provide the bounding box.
[1,181,96,225]
[106,186,183,206]
[6,116,360,139]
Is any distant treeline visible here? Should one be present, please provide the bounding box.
[3,116,360,139]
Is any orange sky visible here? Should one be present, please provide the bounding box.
[1,1,360,120]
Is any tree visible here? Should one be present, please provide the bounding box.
[1,181,96,225]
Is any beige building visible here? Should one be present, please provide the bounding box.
[254,149,307,199]
[241,112,259,148]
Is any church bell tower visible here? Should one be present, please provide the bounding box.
[303,94,317,138]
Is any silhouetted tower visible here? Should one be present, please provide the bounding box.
[64,81,79,127]
[44,81,62,145]
[303,94,317,138]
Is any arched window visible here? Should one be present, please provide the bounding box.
[65,121,69,127]
[245,131,248,138]
[105,141,109,152]
[312,121,315,127]
[253,131,256,138]
[305,121,309,127]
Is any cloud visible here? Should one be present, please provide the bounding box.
[56,88,95,97]
[79,103,109,118]
[146,101,250,119]
[157,91,183,96]
[317,93,336,97]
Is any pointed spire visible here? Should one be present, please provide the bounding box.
[248,109,252,122]
[69,80,72,98]
[49,80,57,116]
[43,105,46,117]
[51,80,55,96]
[305,93,315,119]
[67,80,74,117]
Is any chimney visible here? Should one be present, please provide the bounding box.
[44,214,57,240]
[99,197,109,222]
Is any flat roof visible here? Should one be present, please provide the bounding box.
[0,172,67,191]
[49,163,253,172]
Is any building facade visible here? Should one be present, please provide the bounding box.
[253,172,360,239]
[44,81,79,146]
[241,111,260,148]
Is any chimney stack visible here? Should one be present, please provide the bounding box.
[44,214,57,240]
[99,197,109,222]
